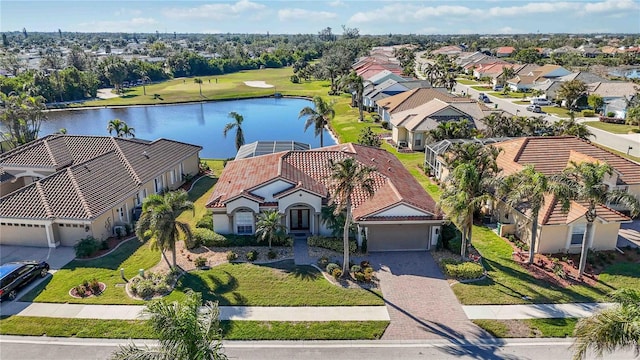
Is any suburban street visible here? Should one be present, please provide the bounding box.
[1,336,638,360]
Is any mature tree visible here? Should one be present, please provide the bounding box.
[107,118,134,138]
[440,143,501,258]
[104,61,128,93]
[298,96,335,147]
[136,190,195,269]
[328,157,375,276]
[557,79,587,110]
[551,162,640,276]
[319,44,355,94]
[0,93,47,147]
[255,210,286,249]
[223,111,245,151]
[0,53,25,76]
[498,165,548,264]
[194,78,203,97]
[499,66,516,87]
[424,62,444,86]
[111,291,227,360]
[572,288,640,360]
[338,71,364,122]
[120,123,135,138]
[357,126,381,147]
[625,90,640,129]
[394,47,416,77]
[427,119,477,142]
[514,48,541,64]
[137,69,151,96]
[587,94,604,114]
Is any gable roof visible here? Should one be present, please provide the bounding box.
[588,81,638,99]
[207,144,439,221]
[390,98,490,131]
[375,88,465,114]
[496,46,516,54]
[0,135,201,220]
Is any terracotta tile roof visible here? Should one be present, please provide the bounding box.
[0,135,201,220]
[496,46,516,54]
[207,144,439,220]
[376,88,466,115]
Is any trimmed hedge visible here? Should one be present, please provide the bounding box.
[441,259,484,280]
[192,229,292,248]
[582,110,595,117]
[195,212,213,230]
[308,236,357,253]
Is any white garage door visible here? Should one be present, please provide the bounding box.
[0,224,49,247]
[367,224,430,251]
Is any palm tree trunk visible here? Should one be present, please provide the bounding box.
[172,246,177,270]
[342,204,351,277]
[460,226,467,259]
[528,216,539,264]
[320,126,324,148]
[143,85,146,95]
[578,221,594,276]
[357,93,364,122]
[161,250,172,269]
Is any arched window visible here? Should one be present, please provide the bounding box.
[236,211,254,234]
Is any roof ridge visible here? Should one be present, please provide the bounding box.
[540,193,557,225]
[111,138,142,185]
[35,182,54,219]
[42,138,59,167]
[66,167,93,218]
[513,137,530,163]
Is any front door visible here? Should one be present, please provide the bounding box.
[290,209,310,231]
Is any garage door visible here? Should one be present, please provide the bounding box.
[367,224,430,251]
[0,224,49,247]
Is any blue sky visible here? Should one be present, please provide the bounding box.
[1,0,639,35]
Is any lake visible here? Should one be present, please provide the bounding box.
[608,68,640,79]
[41,98,335,159]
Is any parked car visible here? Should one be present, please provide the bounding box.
[478,93,491,103]
[530,98,552,106]
[492,84,504,91]
[0,261,50,301]
[526,104,542,113]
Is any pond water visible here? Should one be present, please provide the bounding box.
[608,68,640,79]
[41,98,335,159]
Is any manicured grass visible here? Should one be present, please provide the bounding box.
[456,79,478,85]
[165,260,384,306]
[513,101,530,105]
[0,316,388,340]
[21,239,160,304]
[176,174,218,228]
[472,318,578,338]
[541,106,571,118]
[584,121,639,134]
[451,226,638,305]
[472,85,492,91]
[488,92,527,99]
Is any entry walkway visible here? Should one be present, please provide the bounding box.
[463,303,615,320]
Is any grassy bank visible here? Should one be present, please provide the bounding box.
[473,318,578,338]
[584,121,639,134]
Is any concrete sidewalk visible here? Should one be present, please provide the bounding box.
[463,303,615,320]
[0,302,390,321]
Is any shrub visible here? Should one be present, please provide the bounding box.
[307,236,357,254]
[331,268,343,279]
[100,240,109,250]
[89,278,101,294]
[290,74,300,83]
[318,256,329,267]
[226,251,238,261]
[606,111,615,117]
[350,265,362,273]
[74,236,100,258]
[196,212,214,230]
[441,224,462,254]
[326,263,340,274]
[74,285,86,297]
[193,228,228,247]
[582,110,595,117]
[267,249,277,259]
[381,120,390,130]
[441,259,484,280]
[360,260,370,268]
[194,256,207,268]
[246,250,258,262]
[129,271,175,299]
[354,272,366,282]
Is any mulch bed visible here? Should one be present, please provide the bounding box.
[69,282,106,298]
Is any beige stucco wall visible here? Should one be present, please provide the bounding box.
[537,225,569,254]
[226,198,260,214]
[181,154,200,178]
[0,223,48,247]
[591,222,621,250]
[212,213,230,234]
[55,222,91,247]
[278,191,322,213]
[628,184,640,203]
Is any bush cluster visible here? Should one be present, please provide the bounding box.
[196,212,214,230]
[194,256,207,268]
[74,236,101,258]
[129,271,176,299]
[73,278,102,297]
[267,249,277,259]
[326,263,340,274]
[308,236,357,253]
[582,110,595,117]
[193,231,292,248]
[506,234,529,251]
[246,250,259,262]
[351,260,374,282]
[192,228,228,248]
[226,251,238,261]
[441,259,484,280]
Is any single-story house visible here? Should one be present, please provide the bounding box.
[364,69,407,85]
[507,65,572,91]
[493,136,638,254]
[375,87,463,122]
[0,135,201,247]
[206,143,443,252]
[495,46,516,58]
[587,81,638,118]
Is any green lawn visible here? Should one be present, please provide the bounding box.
[541,106,571,118]
[584,121,639,134]
[165,260,384,306]
[488,92,527,99]
[451,226,639,305]
[176,160,223,228]
[472,85,492,91]
[456,79,479,85]
[513,101,530,105]
[0,316,388,340]
[473,318,578,338]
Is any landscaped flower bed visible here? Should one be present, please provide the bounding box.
[127,270,180,300]
[440,258,485,281]
[69,279,106,298]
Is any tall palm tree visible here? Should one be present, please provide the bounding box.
[338,71,364,122]
[121,123,135,138]
[111,290,227,360]
[298,96,335,147]
[572,288,640,360]
[136,190,194,269]
[328,157,375,276]
[107,118,124,137]
[552,112,594,141]
[255,210,286,249]
[223,111,245,151]
[427,119,477,143]
[139,70,151,96]
[194,78,203,97]
[498,165,548,264]
[551,161,640,276]
[440,143,501,258]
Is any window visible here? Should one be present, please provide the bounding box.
[571,223,586,246]
[154,176,164,194]
[135,192,141,206]
[170,169,176,184]
[236,211,254,234]
[414,133,423,147]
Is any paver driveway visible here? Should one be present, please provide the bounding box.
[369,251,486,340]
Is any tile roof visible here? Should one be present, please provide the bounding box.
[207,144,439,221]
[588,81,638,98]
[0,135,201,220]
[376,88,466,115]
[496,46,516,54]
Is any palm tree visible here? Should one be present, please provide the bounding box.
[572,288,640,360]
[255,210,286,249]
[551,161,640,276]
[107,118,124,137]
[194,78,203,97]
[223,111,245,151]
[427,119,477,143]
[552,112,594,141]
[111,290,227,360]
[138,70,151,96]
[338,71,364,122]
[499,66,515,87]
[298,96,335,147]
[136,190,195,269]
[498,165,548,264]
[440,143,501,258]
[328,157,375,276]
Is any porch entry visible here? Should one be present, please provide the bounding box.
[290,209,310,231]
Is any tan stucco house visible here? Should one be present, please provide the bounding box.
[206,143,443,252]
[0,135,201,247]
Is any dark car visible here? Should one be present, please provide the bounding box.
[0,261,49,301]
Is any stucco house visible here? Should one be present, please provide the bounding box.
[206,143,443,252]
[375,87,464,122]
[507,65,571,92]
[493,136,637,254]
[587,81,638,118]
[0,135,201,247]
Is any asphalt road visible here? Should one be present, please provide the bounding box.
[1,336,637,360]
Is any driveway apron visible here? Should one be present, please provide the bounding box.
[369,251,485,340]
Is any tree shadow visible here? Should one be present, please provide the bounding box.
[63,239,145,271]
[177,271,245,305]
[259,260,319,281]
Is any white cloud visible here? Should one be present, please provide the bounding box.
[114,8,142,16]
[278,8,337,22]
[162,0,267,20]
[498,26,518,34]
[584,0,639,13]
[328,0,345,7]
[76,18,158,32]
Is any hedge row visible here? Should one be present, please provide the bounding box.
[190,228,292,249]
[307,236,357,253]
[441,258,484,280]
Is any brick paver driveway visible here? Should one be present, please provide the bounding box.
[370,251,486,340]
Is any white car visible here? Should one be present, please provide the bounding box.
[530,98,552,106]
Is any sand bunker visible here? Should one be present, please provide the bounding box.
[244,81,274,88]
